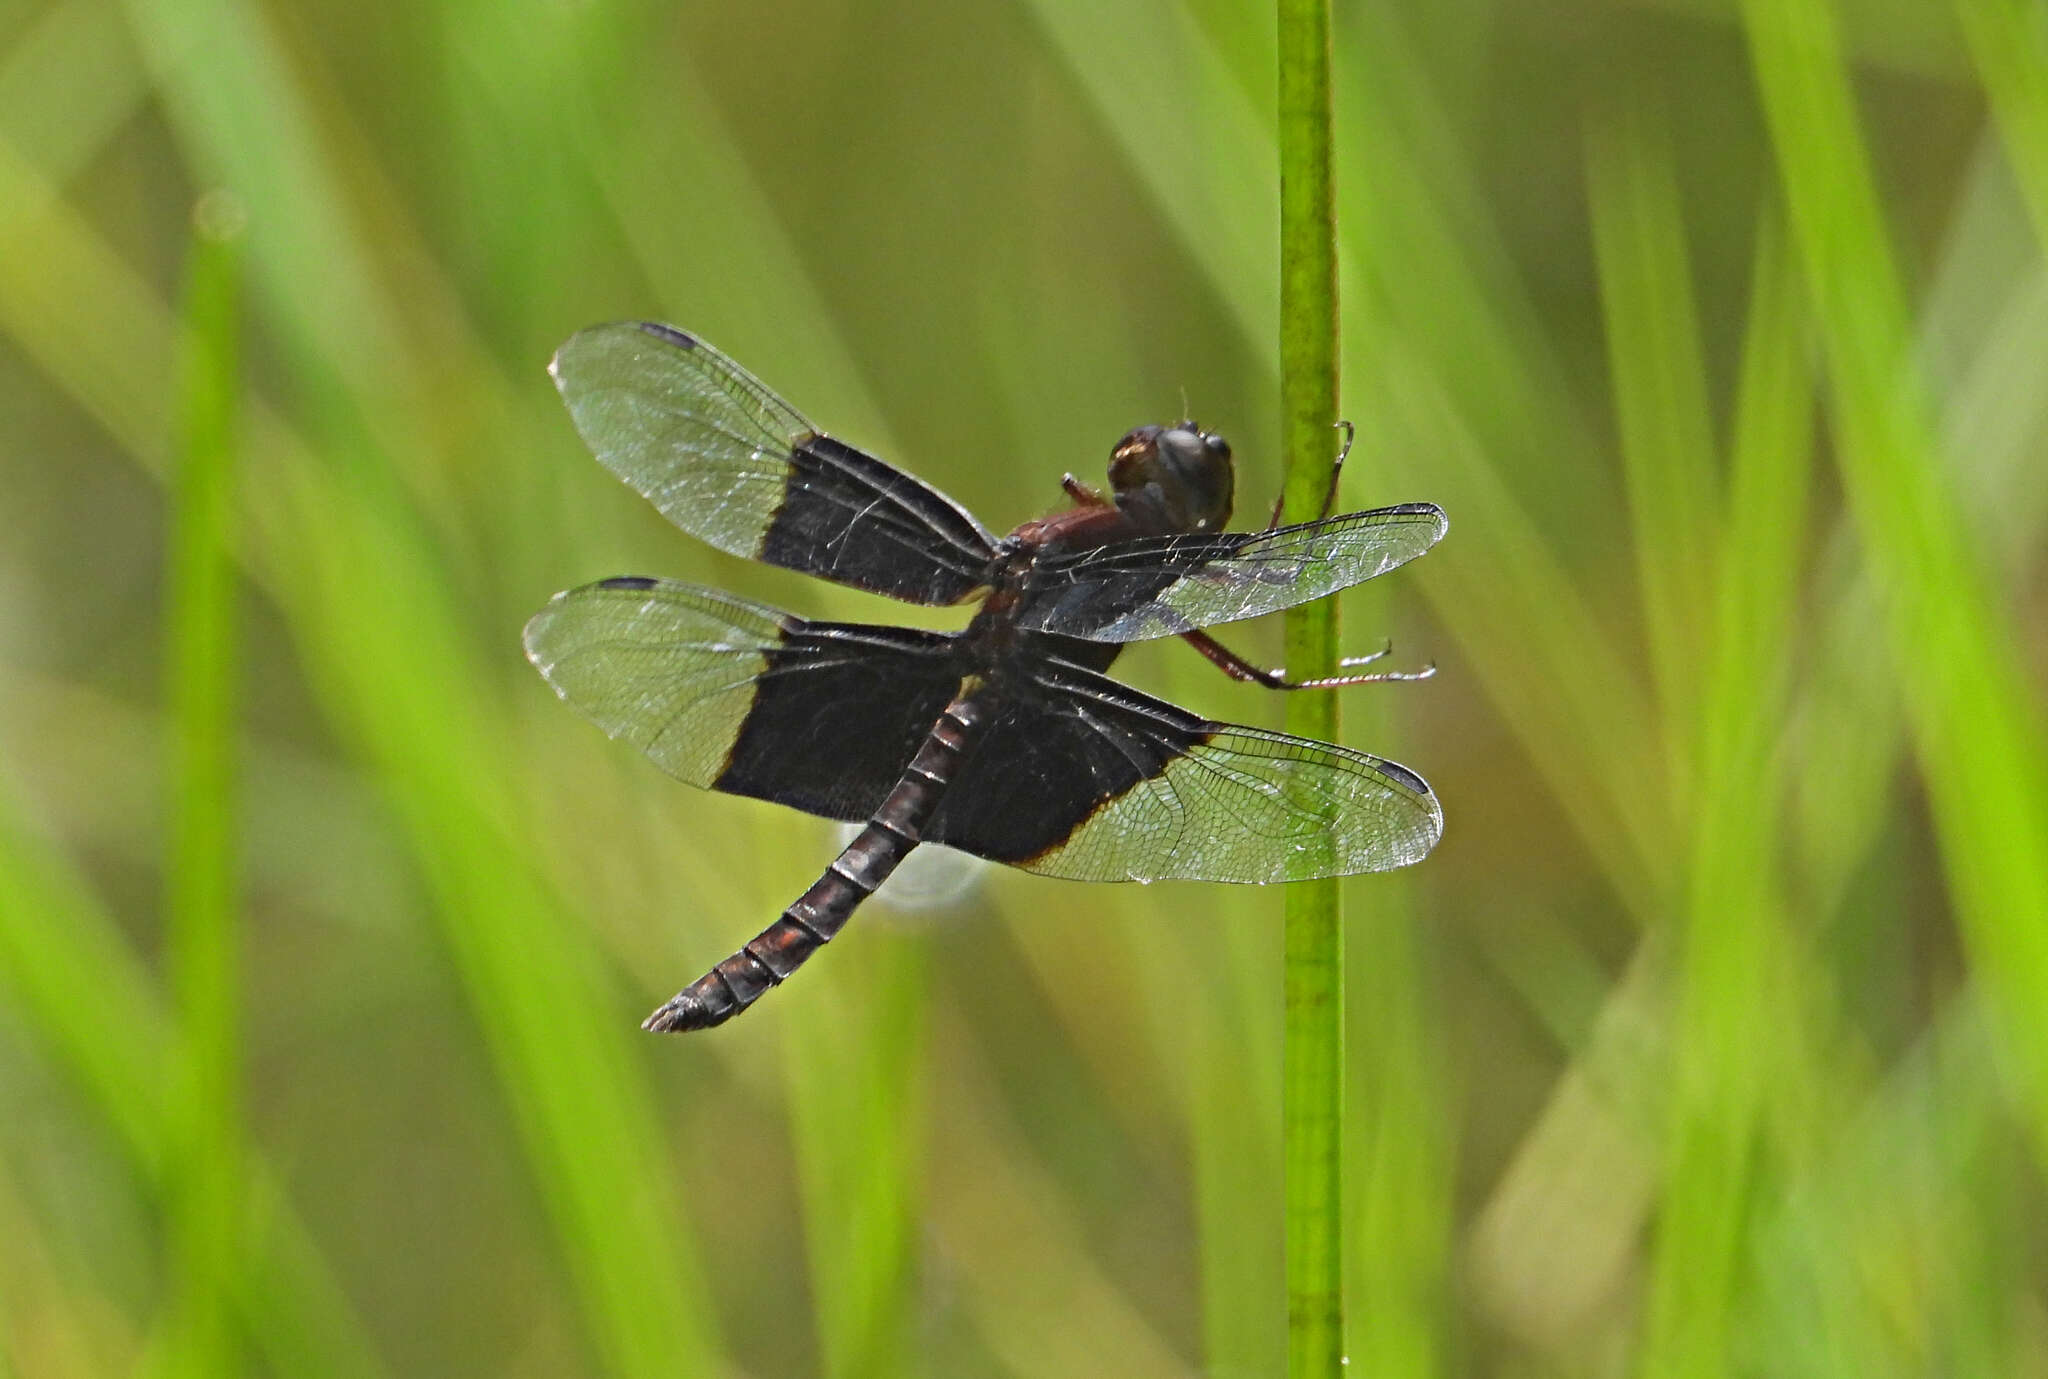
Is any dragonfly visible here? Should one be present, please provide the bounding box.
[526,322,1446,1031]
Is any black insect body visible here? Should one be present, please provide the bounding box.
[526,323,1446,1031]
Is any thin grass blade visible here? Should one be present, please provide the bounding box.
[154,190,247,1379]
[783,943,929,1379]
[1584,91,1720,811]
[1743,0,2048,1165]
[1641,211,1813,1379]
[1957,0,2048,256]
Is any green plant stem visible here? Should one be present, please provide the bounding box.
[160,191,245,1379]
[1278,0,1343,1372]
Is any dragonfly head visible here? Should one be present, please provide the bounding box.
[1107,424,1235,535]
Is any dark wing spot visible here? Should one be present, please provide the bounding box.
[926,694,1198,868]
[1367,757,1431,796]
[596,575,661,590]
[636,322,700,350]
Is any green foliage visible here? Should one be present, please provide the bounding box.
[3,1,2046,1376]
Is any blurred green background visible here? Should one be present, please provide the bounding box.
[5,0,2048,1375]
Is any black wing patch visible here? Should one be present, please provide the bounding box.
[1015,503,1448,642]
[523,578,966,822]
[928,657,1441,880]
[550,323,1000,606]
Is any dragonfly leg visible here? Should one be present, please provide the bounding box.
[1179,626,1433,690]
[1263,419,1355,530]
[1062,473,1110,507]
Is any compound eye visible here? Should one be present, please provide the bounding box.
[1108,423,1236,533]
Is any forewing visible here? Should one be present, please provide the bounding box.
[550,322,999,605]
[524,577,966,822]
[928,659,1441,880]
[1016,502,1447,641]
